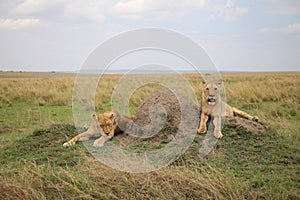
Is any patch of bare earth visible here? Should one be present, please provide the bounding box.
[115,89,266,149]
[0,126,27,134]
[224,116,266,135]
[115,88,199,147]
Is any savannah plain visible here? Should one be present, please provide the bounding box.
[0,71,299,199]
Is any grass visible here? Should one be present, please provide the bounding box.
[0,124,251,199]
[209,126,299,198]
[0,71,299,199]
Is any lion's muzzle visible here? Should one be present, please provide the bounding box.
[208,98,216,105]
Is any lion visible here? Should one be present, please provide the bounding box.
[62,114,104,147]
[95,110,135,147]
[198,81,259,138]
[63,110,135,147]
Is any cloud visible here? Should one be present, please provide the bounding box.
[259,27,270,33]
[112,0,164,14]
[259,24,300,35]
[112,0,205,14]
[110,0,206,21]
[13,0,62,14]
[63,1,108,22]
[0,18,40,30]
[277,23,300,34]
[268,7,300,15]
[209,0,248,22]
[267,0,300,16]
[13,0,108,23]
[11,0,206,23]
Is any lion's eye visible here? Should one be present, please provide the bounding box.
[206,88,209,90]
[214,88,217,90]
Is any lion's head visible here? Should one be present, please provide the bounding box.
[96,111,116,135]
[201,81,222,106]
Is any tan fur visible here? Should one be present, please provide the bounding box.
[94,110,135,147]
[63,114,103,147]
[198,81,259,138]
[63,110,135,148]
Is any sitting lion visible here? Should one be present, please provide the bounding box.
[198,81,259,138]
[63,110,135,147]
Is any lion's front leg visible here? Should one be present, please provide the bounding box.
[63,129,96,147]
[93,135,110,147]
[93,125,117,148]
[93,127,109,148]
[213,116,223,139]
[198,113,209,134]
[108,124,118,139]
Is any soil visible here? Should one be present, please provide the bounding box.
[116,88,199,146]
[116,88,266,147]
[132,88,266,136]
[0,126,27,134]
[134,88,197,127]
[224,116,266,135]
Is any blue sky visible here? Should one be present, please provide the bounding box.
[0,0,299,72]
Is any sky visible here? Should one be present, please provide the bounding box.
[0,0,299,72]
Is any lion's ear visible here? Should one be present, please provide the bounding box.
[108,112,115,119]
[201,81,207,89]
[92,114,98,121]
[217,81,222,87]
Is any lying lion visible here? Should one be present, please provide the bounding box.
[198,81,259,138]
[63,110,135,147]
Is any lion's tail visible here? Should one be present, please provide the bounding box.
[123,115,136,120]
[232,107,259,121]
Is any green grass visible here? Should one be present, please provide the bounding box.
[0,101,73,128]
[0,72,299,199]
[0,124,84,167]
[0,123,247,199]
[0,123,298,199]
[208,126,299,198]
[124,123,177,153]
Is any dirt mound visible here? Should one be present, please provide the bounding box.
[134,88,197,127]
[118,88,199,145]
[132,88,265,136]
[224,116,266,135]
[132,88,199,136]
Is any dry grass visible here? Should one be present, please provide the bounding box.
[0,71,299,199]
[1,71,298,107]
[221,72,300,137]
[0,71,298,133]
[0,76,74,107]
[0,156,254,200]
[0,71,298,135]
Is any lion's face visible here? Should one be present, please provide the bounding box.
[202,81,222,106]
[97,112,115,135]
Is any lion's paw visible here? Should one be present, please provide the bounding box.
[62,142,69,147]
[93,142,104,148]
[213,131,223,139]
[252,116,259,122]
[63,142,73,147]
[93,136,109,148]
[197,127,207,134]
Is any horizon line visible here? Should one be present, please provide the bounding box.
[1,68,300,73]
